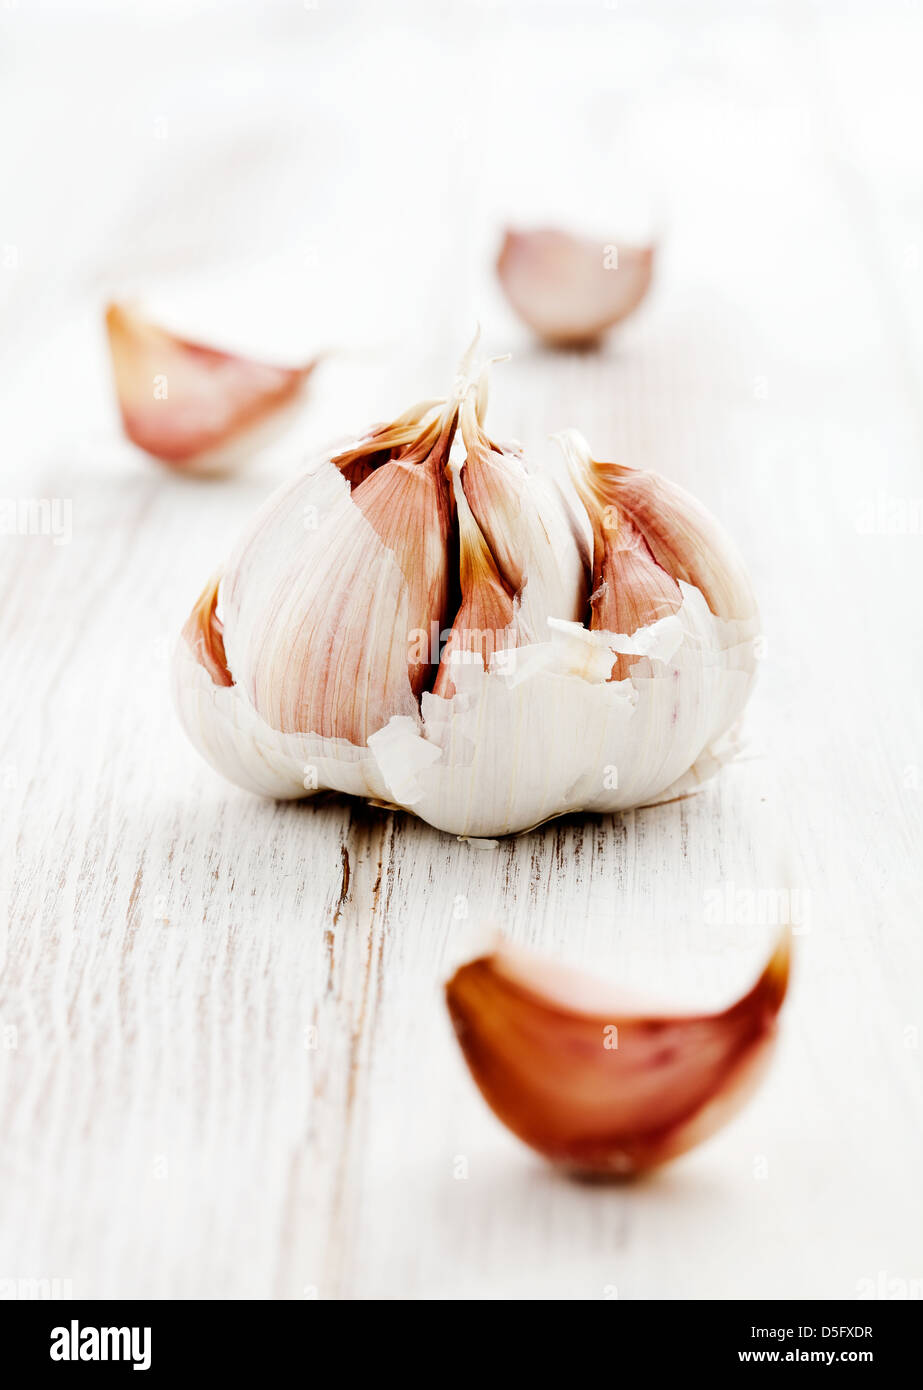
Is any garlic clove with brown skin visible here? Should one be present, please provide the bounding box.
[329,397,448,487]
[459,389,589,639]
[172,398,460,804]
[570,470,684,682]
[433,385,590,698]
[218,398,458,746]
[497,228,655,347]
[559,428,758,684]
[347,413,458,708]
[446,932,791,1176]
[433,477,516,701]
[105,302,316,475]
[560,429,758,626]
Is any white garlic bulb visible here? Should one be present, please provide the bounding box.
[173,359,759,837]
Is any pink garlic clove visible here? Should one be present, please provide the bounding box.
[105,302,316,475]
[230,398,459,745]
[497,228,655,347]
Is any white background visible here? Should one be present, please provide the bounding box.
[1,0,921,1299]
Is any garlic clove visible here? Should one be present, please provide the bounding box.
[329,397,447,487]
[581,503,683,682]
[349,411,457,703]
[559,429,758,626]
[433,472,517,700]
[497,228,654,347]
[105,302,315,474]
[446,931,791,1175]
[219,399,458,746]
[458,389,589,642]
[433,383,590,699]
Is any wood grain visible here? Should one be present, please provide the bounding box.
[0,1,921,1299]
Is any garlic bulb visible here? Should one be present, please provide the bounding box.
[173,356,760,837]
[446,932,791,1175]
[497,228,655,346]
[106,302,315,475]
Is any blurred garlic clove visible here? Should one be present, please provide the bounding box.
[217,398,458,746]
[105,302,316,474]
[497,228,654,347]
[446,931,791,1176]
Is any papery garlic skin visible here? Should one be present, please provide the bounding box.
[106,303,315,475]
[173,623,308,799]
[173,362,760,837]
[446,932,791,1175]
[497,228,655,347]
[376,585,755,836]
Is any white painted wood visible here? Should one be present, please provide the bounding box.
[1,0,921,1300]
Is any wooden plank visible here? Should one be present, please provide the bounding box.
[0,1,921,1300]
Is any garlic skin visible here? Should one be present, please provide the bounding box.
[497,228,655,346]
[446,932,791,1175]
[106,303,315,475]
[173,359,760,836]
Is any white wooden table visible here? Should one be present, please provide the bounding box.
[1,0,921,1299]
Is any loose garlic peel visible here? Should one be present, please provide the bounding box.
[106,302,316,474]
[173,352,761,837]
[446,932,791,1175]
